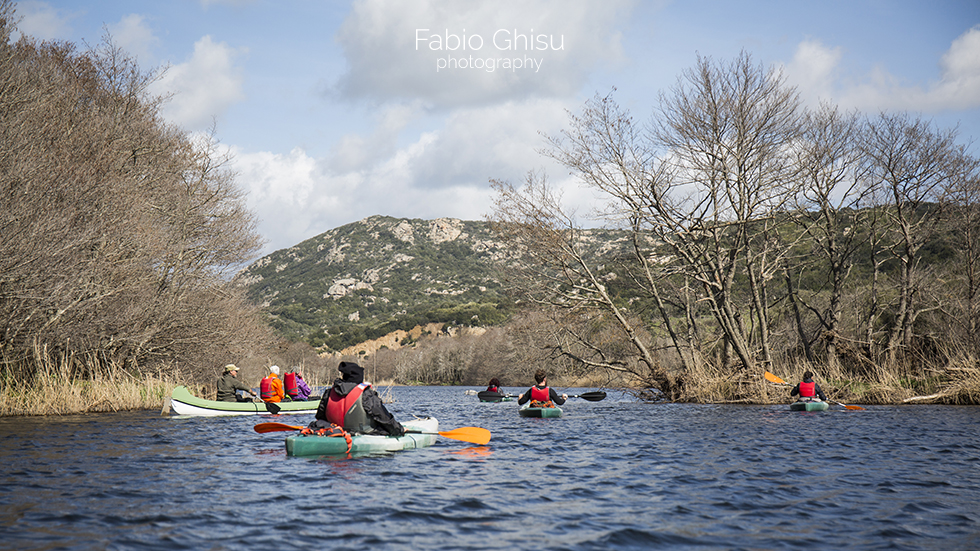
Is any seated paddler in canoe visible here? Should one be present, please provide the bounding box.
[216,364,258,402]
[517,369,567,409]
[302,361,405,437]
[284,370,313,401]
[790,371,829,411]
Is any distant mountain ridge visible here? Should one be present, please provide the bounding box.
[235,216,518,350]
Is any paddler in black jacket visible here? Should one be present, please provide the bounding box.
[517,369,567,406]
[308,362,404,436]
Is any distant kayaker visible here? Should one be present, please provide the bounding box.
[517,370,567,407]
[260,365,287,403]
[486,378,502,393]
[216,364,257,402]
[791,371,827,402]
[307,361,404,436]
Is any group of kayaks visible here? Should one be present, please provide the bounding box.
[168,375,859,458]
[165,385,604,458]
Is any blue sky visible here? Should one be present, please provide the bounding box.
[14,0,980,255]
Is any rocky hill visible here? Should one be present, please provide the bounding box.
[235,216,519,351]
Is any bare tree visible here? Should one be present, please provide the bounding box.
[645,52,804,373]
[489,171,674,393]
[860,112,963,363]
[939,150,980,356]
[790,103,868,368]
[0,5,269,385]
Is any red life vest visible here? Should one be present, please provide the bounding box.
[326,383,373,433]
[531,385,550,402]
[798,381,816,397]
[284,372,298,397]
[260,375,276,401]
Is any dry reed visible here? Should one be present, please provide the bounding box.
[1,343,179,416]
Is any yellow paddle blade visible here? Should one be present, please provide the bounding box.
[764,371,788,385]
[254,422,304,433]
[438,427,491,445]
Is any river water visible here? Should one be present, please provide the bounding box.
[1,386,978,550]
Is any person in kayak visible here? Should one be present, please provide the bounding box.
[308,361,404,436]
[517,369,567,407]
[260,365,288,403]
[486,378,502,393]
[791,371,827,402]
[216,364,257,402]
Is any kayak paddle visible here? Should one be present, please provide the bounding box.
[764,371,789,385]
[569,391,607,401]
[253,422,492,445]
[765,371,864,410]
[254,422,303,433]
[406,427,491,445]
[828,399,865,410]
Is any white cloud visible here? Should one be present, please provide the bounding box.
[327,101,426,173]
[14,0,73,40]
[333,0,631,108]
[151,35,246,131]
[230,98,578,253]
[933,25,980,110]
[784,26,980,114]
[783,39,842,105]
[108,14,158,63]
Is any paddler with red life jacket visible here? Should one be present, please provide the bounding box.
[307,362,404,436]
[260,365,288,403]
[517,369,567,407]
[791,371,827,402]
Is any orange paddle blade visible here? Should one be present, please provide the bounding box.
[438,427,491,445]
[254,422,304,433]
[764,371,788,385]
[840,403,866,410]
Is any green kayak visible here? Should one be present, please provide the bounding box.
[285,417,439,457]
[167,385,318,416]
[790,401,829,411]
[519,404,563,418]
[478,391,514,402]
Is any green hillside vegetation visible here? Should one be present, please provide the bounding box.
[235,216,634,353]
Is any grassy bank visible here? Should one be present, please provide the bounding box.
[0,373,177,416]
[675,355,980,406]
[0,344,179,416]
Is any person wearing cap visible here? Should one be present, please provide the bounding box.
[260,365,288,403]
[307,361,404,436]
[216,364,257,402]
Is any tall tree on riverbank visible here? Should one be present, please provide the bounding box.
[0,2,270,383]
[491,53,804,397]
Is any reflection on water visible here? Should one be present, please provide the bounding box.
[1,387,979,550]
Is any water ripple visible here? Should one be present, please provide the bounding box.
[1,392,979,549]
